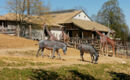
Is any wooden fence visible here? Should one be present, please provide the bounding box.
[68,37,129,57]
[68,37,100,50]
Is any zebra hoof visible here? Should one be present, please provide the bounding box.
[51,56,55,59]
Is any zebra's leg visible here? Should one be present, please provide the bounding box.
[80,51,84,61]
[56,49,61,59]
[94,56,98,64]
[51,49,56,59]
[41,48,44,57]
[90,54,94,63]
[36,48,41,57]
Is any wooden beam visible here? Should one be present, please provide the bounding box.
[82,31,84,38]
[92,33,94,40]
[68,31,69,36]
[2,22,4,32]
[29,24,32,39]
[16,24,20,37]
[92,33,94,45]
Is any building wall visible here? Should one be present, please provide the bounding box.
[73,12,91,21]
[0,21,17,35]
[31,29,62,41]
[50,29,62,40]
[7,25,16,30]
[31,30,44,40]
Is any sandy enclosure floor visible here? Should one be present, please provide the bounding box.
[0,47,129,69]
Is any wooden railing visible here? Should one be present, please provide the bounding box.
[0,28,16,34]
[68,37,100,50]
[68,37,129,57]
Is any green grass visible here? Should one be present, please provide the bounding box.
[0,60,5,66]
[0,57,51,67]
[0,60,50,67]
[7,50,36,56]
[0,63,129,80]
[0,68,32,80]
[0,50,130,80]
[0,50,52,67]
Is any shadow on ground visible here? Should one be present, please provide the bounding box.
[69,70,97,80]
[108,71,130,80]
[30,69,97,80]
[30,69,59,80]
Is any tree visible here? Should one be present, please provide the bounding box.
[27,0,30,15]
[7,0,50,37]
[7,0,26,21]
[31,0,50,15]
[128,29,130,42]
[7,0,26,36]
[7,0,50,16]
[93,0,129,40]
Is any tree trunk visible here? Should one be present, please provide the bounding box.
[27,0,30,15]
[17,24,20,37]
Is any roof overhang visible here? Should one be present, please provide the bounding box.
[71,19,109,32]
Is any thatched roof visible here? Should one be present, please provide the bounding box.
[0,9,109,32]
[0,13,44,24]
[0,13,20,21]
[0,16,5,20]
[44,10,109,32]
[72,19,109,32]
[45,10,82,24]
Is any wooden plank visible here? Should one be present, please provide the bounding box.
[29,24,32,39]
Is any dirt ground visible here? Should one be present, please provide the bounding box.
[0,34,130,69]
[0,34,38,49]
[0,47,129,69]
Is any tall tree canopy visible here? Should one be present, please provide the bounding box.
[93,0,129,40]
[128,30,130,42]
[7,0,50,16]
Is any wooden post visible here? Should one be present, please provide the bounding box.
[82,31,84,38]
[2,22,4,32]
[17,24,20,37]
[68,31,69,36]
[29,24,32,39]
[92,33,94,45]
[92,33,94,40]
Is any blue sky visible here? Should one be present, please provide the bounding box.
[0,0,130,29]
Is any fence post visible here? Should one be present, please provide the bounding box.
[16,24,20,37]
[82,31,84,38]
[29,24,32,39]
[2,22,4,32]
[92,33,94,45]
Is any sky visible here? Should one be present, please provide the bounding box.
[0,0,130,29]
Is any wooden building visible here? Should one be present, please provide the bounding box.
[0,14,20,35]
[0,9,109,42]
[0,13,40,38]
[44,9,109,41]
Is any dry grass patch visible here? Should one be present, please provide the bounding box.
[0,34,38,49]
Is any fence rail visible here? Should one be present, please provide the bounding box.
[68,37,129,57]
[0,28,16,34]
